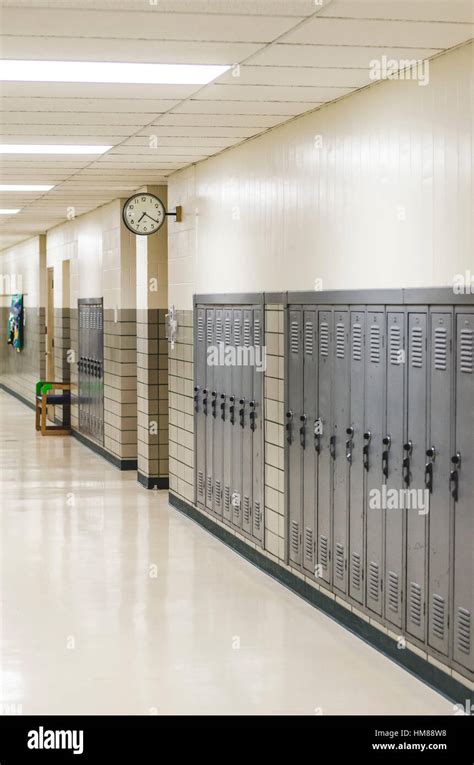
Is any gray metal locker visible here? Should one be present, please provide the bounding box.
[332,309,350,594]
[213,309,224,518]
[348,309,365,605]
[317,309,333,585]
[427,311,453,655]
[384,310,406,628]
[78,299,104,444]
[232,308,243,527]
[195,308,207,507]
[406,311,428,642]
[222,308,233,523]
[240,309,254,534]
[287,308,303,565]
[452,312,474,673]
[365,310,386,616]
[302,310,317,573]
[205,308,215,514]
[252,307,264,542]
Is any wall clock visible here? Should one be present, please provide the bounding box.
[122,193,166,235]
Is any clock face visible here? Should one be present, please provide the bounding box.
[122,193,166,235]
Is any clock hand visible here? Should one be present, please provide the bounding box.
[137,212,146,222]
[143,212,160,224]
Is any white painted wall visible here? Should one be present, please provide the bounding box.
[168,43,473,309]
[0,236,44,309]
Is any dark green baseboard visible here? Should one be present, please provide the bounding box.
[169,490,473,707]
[137,472,169,490]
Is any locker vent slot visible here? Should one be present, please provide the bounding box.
[215,318,223,345]
[197,315,205,342]
[335,543,344,580]
[389,324,402,365]
[409,581,422,626]
[456,607,471,654]
[290,321,299,354]
[224,318,232,345]
[243,318,251,348]
[434,327,447,371]
[368,561,379,601]
[320,322,329,358]
[369,324,381,364]
[304,527,313,562]
[388,571,399,612]
[254,501,261,531]
[460,328,473,373]
[243,496,251,524]
[197,471,204,498]
[215,480,222,507]
[319,535,328,569]
[224,486,231,513]
[233,317,241,344]
[351,553,361,590]
[431,594,445,639]
[352,323,362,361]
[304,322,313,356]
[254,317,261,346]
[290,521,299,556]
[206,476,212,502]
[336,323,345,359]
[207,318,213,345]
[410,326,424,368]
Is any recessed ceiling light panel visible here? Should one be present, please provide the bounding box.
[0,209,21,214]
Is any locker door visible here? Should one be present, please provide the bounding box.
[427,311,453,656]
[213,309,224,517]
[302,310,317,573]
[287,309,303,565]
[453,313,474,673]
[317,309,332,584]
[98,304,104,443]
[232,309,243,527]
[205,309,215,514]
[406,311,428,642]
[384,311,406,628]
[78,304,85,432]
[348,310,365,604]
[90,305,98,440]
[365,310,386,616]
[222,309,233,523]
[195,307,207,507]
[252,307,264,542]
[332,309,350,594]
[241,309,253,534]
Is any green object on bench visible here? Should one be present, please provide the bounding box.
[41,384,53,395]
[35,380,45,395]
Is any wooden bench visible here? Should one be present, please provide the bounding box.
[35,381,72,436]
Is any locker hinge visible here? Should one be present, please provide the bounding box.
[423,602,426,615]
[380,578,383,592]
[447,614,450,628]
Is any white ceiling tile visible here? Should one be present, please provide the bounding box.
[0,83,199,100]
[196,83,353,102]
[0,112,155,126]
[0,0,319,14]
[318,1,474,24]
[284,17,474,48]
[251,44,442,68]
[155,113,285,127]
[139,125,264,137]
[174,100,320,115]
[0,97,178,113]
[218,65,372,88]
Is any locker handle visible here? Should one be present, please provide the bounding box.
[403,457,411,487]
[286,410,293,445]
[424,462,433,493]
[426,446,436,461]
[220,393,226,422]
[229,395,235,425]
[194,385,200,413]
[211,391,217,418]
[382,451,389,479]
[314,418,322,454]
[239,399,245,428]
[250,400,256,432]
[299,414,306,449]
[203,389,208,416]
[404,441,413,455]
[345,427,353,464]
[330,435,336,460]
[363,444,370,471]
[450,469,459,502]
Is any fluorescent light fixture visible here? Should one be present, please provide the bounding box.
[0,60,230,85]
[0,209,20,214]
[0,144,111,154]
[0,184,54,191]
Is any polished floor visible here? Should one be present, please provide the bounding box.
[0,391,452,715]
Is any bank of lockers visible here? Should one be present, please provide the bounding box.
[286,303,473,678]
[194,304,264,545]
[78,300,104,444]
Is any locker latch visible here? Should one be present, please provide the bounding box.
[382,435,391,478]
[211,391,217,418]
[363,431,372,471]
[194,385,200,413]
[403,440,413,486]
[229,395,235,425]
[346,426,354,464]
[239,399,245,428]
[203,389,208,416]
[249,400,256,432]
[220,393,226,421]
[299,414,306,449]
[425,446,436,493]
[314,418,323,453]
[286,410,293,444]
[330,434,336,460]
[450,452,461,502]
